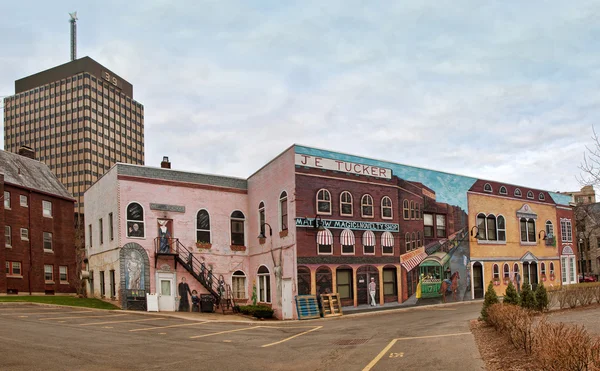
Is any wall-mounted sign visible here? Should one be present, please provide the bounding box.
[150,203,185,213]
[295,217,399,232]
[295,154,392,179]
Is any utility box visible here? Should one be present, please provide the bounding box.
[200,294,214,313]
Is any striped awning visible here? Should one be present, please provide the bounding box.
[401,252,427,272]
[340,229,355,246]
[317,229,333,245]
[362,230,375,246]
[381,231,394,247]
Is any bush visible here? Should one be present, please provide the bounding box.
[238,305,274,319]
[481,281,499,322]
[486,303,536,354]
[503,281,520,306]
[253,308,274,319]
[535,282,549,312]
[520,280,537,310]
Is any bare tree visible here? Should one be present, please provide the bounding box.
[574,204,600,276]
[73,217,87,297]
[578,127,600,186]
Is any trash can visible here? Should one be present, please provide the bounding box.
[200,294,214,313]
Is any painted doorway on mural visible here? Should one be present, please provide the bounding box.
[357,265,379,305]
[282,278,293,320]
[157,272,176,311]
[473,262,483,299]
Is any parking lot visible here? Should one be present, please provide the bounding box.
[0,302,485,370]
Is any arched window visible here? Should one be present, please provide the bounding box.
[232,270,246,299]
[361,194,374,217]
[545,220,554,238]
[520,217,536,243]
[317,229,333,254]
[381,196,393,219]
[497,215,506,241]
[126,202,145,238]
[539,193,546,201]
[410,201,415,219]
[514,263,520,274]
[340,229,355,255]
[549,262,555,276]
[196,210,210,243]
[411,232,416,250]
[527,191,534,199]
[316,266,333,295]
[484,183,493,193]
[486,214,497,241]
[403,200,409,219]
[415,203,420,219]
[514,188,522,197]
[362,230,376,255]
[382,232,394,255]
[230,211,245,246]
[405,232,411,251]
[417,232,421,247]
[476,213,486,240]
[540,262,546,276]
[340,191,353,216]
[499,186,508,195]
[279,191,288,231]
[297,266,311,295]
[316,189,331,214]
[257,266,271,303]
[493,264,499,279]
[258,201,266,236]
[503,263,510,279]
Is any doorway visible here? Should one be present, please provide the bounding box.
[157,272,175,311]
[523,262,539,290]
[357,266,379,305]
[473,262,483,299]
[282,278,293,320]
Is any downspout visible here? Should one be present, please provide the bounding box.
[28,190,33,295]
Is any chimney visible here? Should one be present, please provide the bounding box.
[18,145,35,160]
[161,156,171,169]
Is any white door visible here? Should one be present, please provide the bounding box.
[282,278,293,320]
[157,273,175,311]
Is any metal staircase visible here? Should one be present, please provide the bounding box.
[154,237,236,314]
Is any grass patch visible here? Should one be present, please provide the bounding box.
[0,296,119,310]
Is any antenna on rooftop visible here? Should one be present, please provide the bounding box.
[69,12,78,61]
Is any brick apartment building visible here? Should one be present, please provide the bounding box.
[1,147,76,294]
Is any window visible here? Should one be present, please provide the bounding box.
[232,271,246,299]
[514,188,522,197]
[258,201,265,236]
[497,216,506,241]
[561,219,573,242]
[484,183,493,192]
[5,226,11,247]
[340,229,355,254]
[126,202,145,238]
[279,191,288,230]
[545,221,554,238]
[42,200,52,217]
[403,200,409,219]
[550,262,555,276]
[540,262,546,276]
[539,193,545,201]
[109,212,114,241]
[100,271,105,296]
[477,213,505,241]
[257,266,271,303]
[316,189,331,214]
[382,232,394,254]
[43,232,53,251]
[362,231,375,254]
[381,197,393,219]
[317,229,333,254]
[415,204,420,219]
[436,215,446,237]
[99,218,103,244]
[196,210,211,243]
[59,266,68,282]
[525,191,533,199]
[361,194,374,218]
[499,186,507,195]
[20,228,29,241]
[486,215,497,240]
[6,261,21,276]
[410,201,415,219]
[110,270,116,298]
[383,268,397,297]
[513,263,519,275]
[411,232,416,250]
[336,269,353,300]
[20,195,28,207]
[493,264,499,279]
[3,191,9,208]
[424,214,434,237]
[503,263,510,279]
[44,265,54,282]
[520,218,536,243]
[405,233,411,250]
[417,232,421,247]
[230,211,245,246]
[340,191,353,216]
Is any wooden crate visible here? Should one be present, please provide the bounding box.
[295,295,321,320]
[319,293,343,318]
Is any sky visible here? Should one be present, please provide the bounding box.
[1,1,600,193]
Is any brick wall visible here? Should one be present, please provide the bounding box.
[0,174,5,293]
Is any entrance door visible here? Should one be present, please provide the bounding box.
[282,278,293,320]
[473,262,483,299]
[357,266,379,305]
[157,273,175,311]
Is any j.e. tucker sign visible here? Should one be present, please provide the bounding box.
[295,154,392,179]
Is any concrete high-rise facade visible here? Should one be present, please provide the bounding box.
[3,56,144,216]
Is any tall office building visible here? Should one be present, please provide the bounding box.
[3,57,145,216]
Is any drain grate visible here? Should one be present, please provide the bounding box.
[334,339,370,346]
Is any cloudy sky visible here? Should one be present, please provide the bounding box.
[1,1,599,193]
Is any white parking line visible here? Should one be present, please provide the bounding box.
[261,326,322,348]
[80,318,166,326]
[39,314,128,321]
[129,321,208,332]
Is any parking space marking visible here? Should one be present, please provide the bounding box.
[189,326,258,339]
[80,318,167,326]
[129,321,209,332]
[362,339,398,371]
[39,314,128,321]
[261,326,322,348]
[1,310,89,316]
[0,307,61,311]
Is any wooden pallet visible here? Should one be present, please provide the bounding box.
[319,293,343,318]
[295,295,321,320]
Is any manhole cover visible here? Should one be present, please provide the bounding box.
[334,339,370,346]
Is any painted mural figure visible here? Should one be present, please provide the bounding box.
[158,220,171,253]
[369,277,377,306]
[126,251,142,290]
[178,277,192,312]
[191,290,200,312]
[514,271,521,294]
[128,223,143,237]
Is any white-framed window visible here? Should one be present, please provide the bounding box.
[279,191,288,231]
[539,193,545,201]
[493,264,499,279]
[476,213,506,241]
[362,230,375,255]
[417,232,421,247]
[340,229,355,254]
[109,212,114,241]
[316,189,332,215]
[514,188,522,197]
[232,270,247,299]
[411,232,416,250]
[5,226,11,247]
[405,232,411,251]
[550,262,555,276]
[484,183,493,193]
[403,200,409,220]
[497,216,506,241]
[196,209,211,243]
[258,201,266,236]
[540,262,546,276]
[42,200,52,217]
[382,231,394,255]
[59,266,68,282]
[527,191,534,199]
[20,195,28,207]
[99,218,103,245]
[545,221,554,238]
[340,191,353,216]
[230,211,245,246]
[503,263,510,279]
[499,186,507,195]
[415,203,421,219]
[560,219,573,242]
[317,229,333,254]
[436,215,446,238]
[126,202,145,238]
[410,201,415,219]
[20,228,29,241]
[6,261,21,276]
[44,264,54,282]
[361,194,374,218]
[3,191,10,209]
[381,196,393,219]
[43,232,53,251]
[520,217,536,243]
[561,255,577,285]
[257,265,271,303]
[424,214,434,237]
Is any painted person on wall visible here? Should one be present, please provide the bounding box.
[369,277,377,306]
[178,277,192,312]
[128,223,143,238]
[158,220,171,253]
[126,251,142,290]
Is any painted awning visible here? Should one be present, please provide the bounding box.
[340,229,355,245]
[317,229,333,245]
[401,252,428,272]
[381,231,394,247]
[361,230,375,246]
